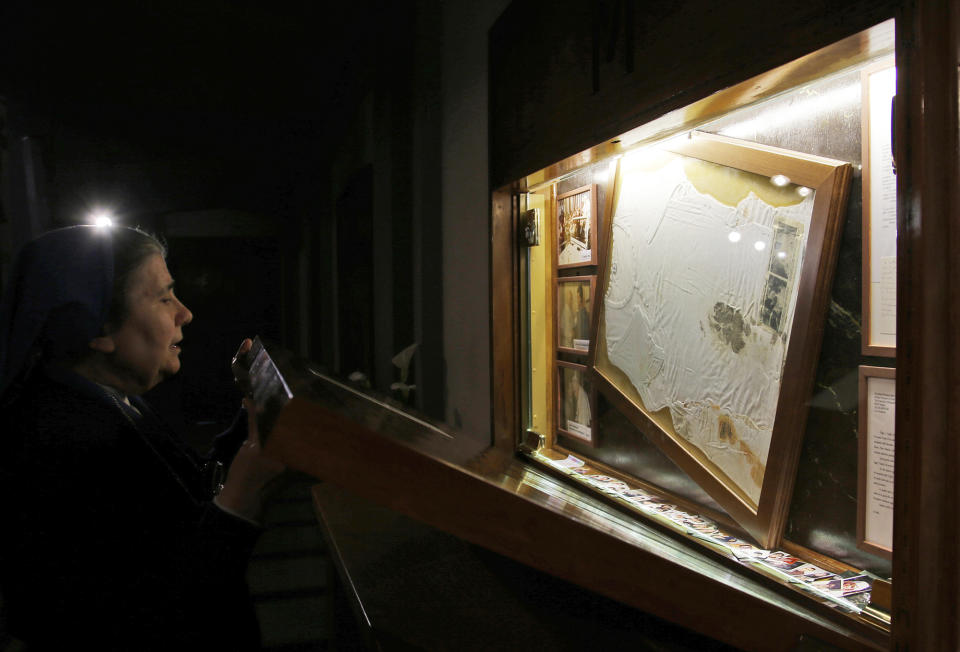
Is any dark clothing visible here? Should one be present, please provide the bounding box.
[0,226,114,397]
[0,366,261,651]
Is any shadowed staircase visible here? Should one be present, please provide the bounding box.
[249,474,332,651]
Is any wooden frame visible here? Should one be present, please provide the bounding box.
[892,3,960,647]
[556,275,596,356]
[861,57,898,357]
[556,360,596,446]
[556,184,598,269]
[590,131,852,548]
[857,365,895,560]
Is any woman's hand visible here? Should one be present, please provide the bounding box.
[215,397,286,523]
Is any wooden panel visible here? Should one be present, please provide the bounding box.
[263,392,884,651]
[892,0,960,648]
[491,185,520,451]
[489,0,899,188]
[314,484,738,650]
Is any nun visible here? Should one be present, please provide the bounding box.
[0,225,284,651]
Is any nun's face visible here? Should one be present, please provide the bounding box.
[103,254,193,393]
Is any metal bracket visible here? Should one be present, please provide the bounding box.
[519,208,540,247]
[518,429,545,454]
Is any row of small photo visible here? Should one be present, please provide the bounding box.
[555,185,599,448]
[544,454,875,613]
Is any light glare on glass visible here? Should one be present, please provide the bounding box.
[728,231,742,243]
[754,241,766,251]
[771,174,791,187]
[797,186,812,197]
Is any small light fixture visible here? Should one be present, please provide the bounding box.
[89,210,114,228]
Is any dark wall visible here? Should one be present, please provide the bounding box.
[489,0,900,187]
[0,0,448,429]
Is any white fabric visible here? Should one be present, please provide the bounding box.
[604,157,813,503]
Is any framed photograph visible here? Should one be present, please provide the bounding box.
[557,275,596,355]
[857,365,895,559]
[556,361,596,445]
[590,131,852,547]
[556,184,598,268]
[861,58,897,356]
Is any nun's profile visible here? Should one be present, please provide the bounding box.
[0,225,283,651]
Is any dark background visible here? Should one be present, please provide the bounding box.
[0,0,391,438]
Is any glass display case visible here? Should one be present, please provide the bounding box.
[490,1,959,646]
[513,20,896,629]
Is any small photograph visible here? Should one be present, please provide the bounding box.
[684,516,717,530]
[729,542,770,560]
[626,495,658,509]
[660,509,689,524]
[557,185,598,268]
[838,575,873,597]
[762,551,804,570]
[622,489,652,500]
[710,533,744,544]
[785,563,835,582]
[640,498,677,512]
[633,500,664,512]
[600,481,631,494]
[552,455,585,469]
[760,274,788,333]
[844,591,873,609]
[809,576,845,598]
[557,276,595,355]
[585,474,614,483]
[557,362,595,445]
[687,523,720,538]
[685,514,710,526]
[768,218,802,280]
[652,503,680,514]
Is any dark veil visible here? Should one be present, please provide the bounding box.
[0,226,115,398]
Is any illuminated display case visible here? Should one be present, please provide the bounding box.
[513,18,893,627]
[489,1,957,649]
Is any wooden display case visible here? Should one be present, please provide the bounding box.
[489,1,959,650]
